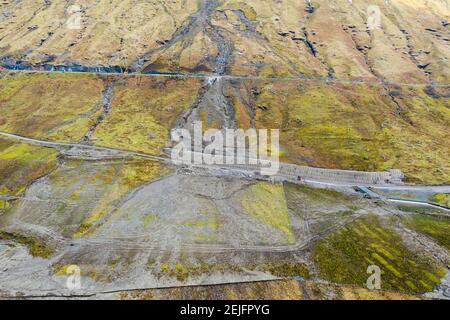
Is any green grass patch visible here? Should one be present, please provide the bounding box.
[402,214,450,250]
[142,213,156,228]
[429,194,450,208]
[0,72,104,141]
[241,182,294,243]
[314,215,447,294]
[0,231,53,258]
[0,139,58,196]
[155,262,241,282]
[91,77,200,155]
[74,160,166,238]
[288,184,354,204]
[397,205,446,215]
[253,82,450,184]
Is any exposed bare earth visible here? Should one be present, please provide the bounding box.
[0,0,449,300]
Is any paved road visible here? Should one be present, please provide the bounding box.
[1,131,449,193]
[371,185,450,193]
[2,68,449,88]
[386,199,450,212]
[0,131,169,163]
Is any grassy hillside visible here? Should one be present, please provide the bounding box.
[1,0,448,82]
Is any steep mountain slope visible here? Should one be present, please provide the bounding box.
[0,0,448,83]
[0,0,198,68]
[0,0,449,300]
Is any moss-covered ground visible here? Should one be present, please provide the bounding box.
[240,182,294,244]
[402,214,450,250]
[91,76,201,155]
[73,159,168,237]
[0,139,58,196]
[245,80,450,184]
[314,214,447,294]
[0,230,53,258]
[115,278,422,300]
[151,259,310,282]
[429,194,450,208]
[0,73,104,141]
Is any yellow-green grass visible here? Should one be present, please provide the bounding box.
[0,72,104,141]
[74,159,168,238]
[53,264,77,277]
[178,203,221,243]
[226,2,258,20]
[286,183,356,205]
[116,280,296,300]
[397,205,445,215]
[249,80,449,184]
[154,262,241,282]
[52,248,126,281]
[181,202,221,239]
[153,260,310,282]
[142,213,156,228]
[314,214,447,294]
[0,139,58,196]
[52,262,117,283]
[91,76,201,155]
[0,230,53,258]
[183,213,220,229]
[203,279,304,300]
[0,199,12,211]
[240,182,294,243]
[429,194,450,208]
[116,278,422,300]
[402,214,450,250]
